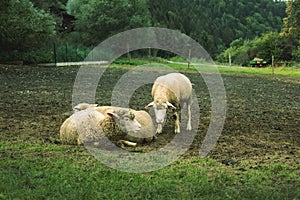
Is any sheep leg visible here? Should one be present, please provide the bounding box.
[120,140,137,147]
[174,111,180,133]
[186,103,192,131]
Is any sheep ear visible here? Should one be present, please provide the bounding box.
[107,112,119,119]
[145,102,154,109]
[166,102,176,110]
[73,107,80,112]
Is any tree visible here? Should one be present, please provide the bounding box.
[148,0,286,58]
[282,0,300,40]
[0,0,56,54]
[216,32,287,65]
[30,0,74,33]
[281,0,300,61]
[66,0,151,46]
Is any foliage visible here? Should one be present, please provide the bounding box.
[148,0,286,57]
[0,0,291,63]
[218,0,300,65]
[217,32,288,65]
[66,0,151,46]
[281,0,300,61]
[282,0,300,40]
[53,42,92,63]
[30,0,70,33]
[0,0,56,51]
[0,0,56,63]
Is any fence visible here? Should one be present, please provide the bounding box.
[52,43,92,64]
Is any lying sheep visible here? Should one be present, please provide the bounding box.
[146,73,192,134]
[95,106,155,143]
[60,105,155,147]
[60,106,142,147]
[59,107,105,145]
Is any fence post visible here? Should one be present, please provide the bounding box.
[188,49,191,68]
[65,44,68,62]
[76,47,78,62]
[272,55,274,75]
[127,44,131,63]
[53,42,57,65]
[229,52,232,68]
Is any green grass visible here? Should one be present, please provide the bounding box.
[217,65,300,76]
[1,140,299,199]
[111,58,300,76]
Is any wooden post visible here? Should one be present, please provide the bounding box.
[127,44,131,64]
[188,49,191,68]
[229,52,232,68]
[65,44,68,62]
[53,42,57,65]
[272,55,274,75]
[75,47,78,62]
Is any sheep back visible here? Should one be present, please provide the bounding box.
[152,73,192,104]
[60,108,105,145]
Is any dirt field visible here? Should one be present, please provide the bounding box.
[1,64,299,168]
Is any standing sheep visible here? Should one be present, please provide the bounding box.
[59,106,142,147]
[146,73,192,134]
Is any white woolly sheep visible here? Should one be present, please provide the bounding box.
[95,106,155,143]
[146,73,192,134]
[59,107,105,145]
[69,104,155,144]
[59,106,142,147]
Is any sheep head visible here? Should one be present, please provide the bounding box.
[107,110,141,134]
[145,99,176,125]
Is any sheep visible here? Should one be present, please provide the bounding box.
[60,105,155,147]
[146,73,192,134]
[59,107,105,145]
[95,106,155,143]
[128,110,155,143]
[59,106,142,147]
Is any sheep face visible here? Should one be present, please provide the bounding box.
[107,111,141,133]
[146,100,176,125]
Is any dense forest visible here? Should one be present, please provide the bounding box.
[0,0,299,64]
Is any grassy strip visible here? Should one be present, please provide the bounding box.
[111,58,300,76]
[1,141,299,199]
[217,65,300,76]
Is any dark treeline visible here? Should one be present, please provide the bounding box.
[1,0,298,64]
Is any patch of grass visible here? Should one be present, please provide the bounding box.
[1,140,299,199]
[110,58,300,76]
[169,56,188,63]
[218,65,300,76]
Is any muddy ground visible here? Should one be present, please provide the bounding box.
[0,64,299,168]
